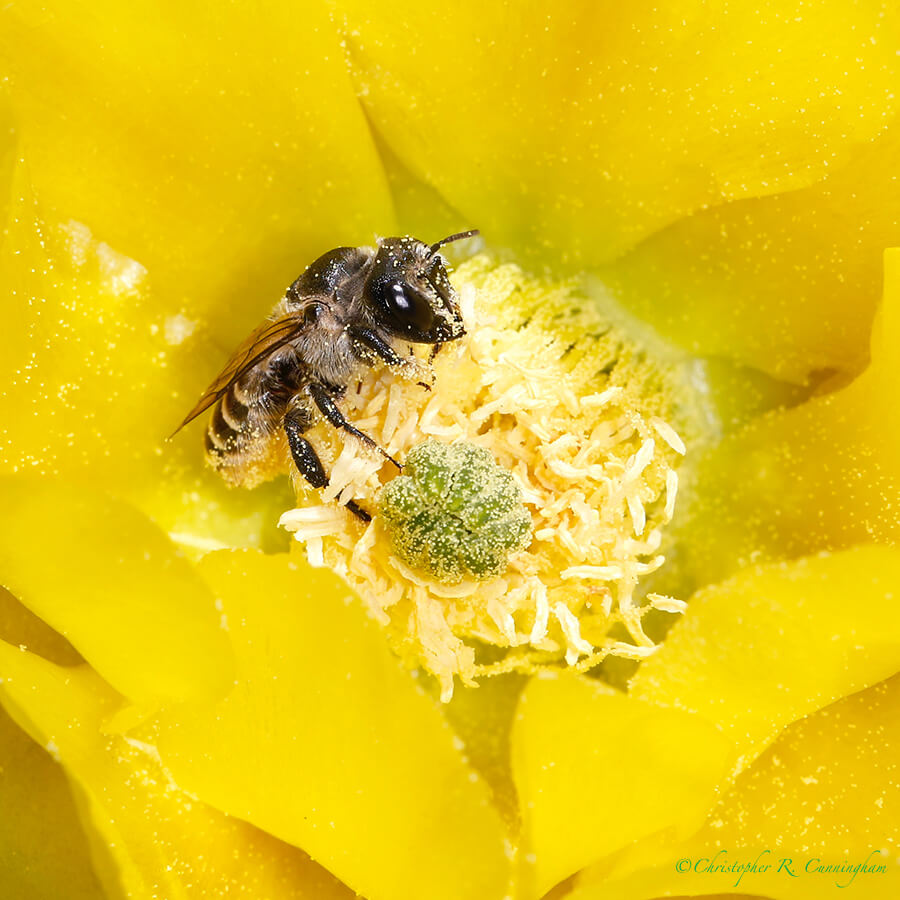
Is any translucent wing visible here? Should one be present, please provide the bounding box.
[172,313,306,435]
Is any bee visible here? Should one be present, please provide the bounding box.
[174,230,479,522]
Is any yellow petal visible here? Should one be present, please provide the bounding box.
[631,546,900,772]
[154,550,510,900]
[601,124,900,383]
[0,703,106,899]
[518,546,900,897]
[0,476,233,707]
[511,671,731,899]
[0,585,84,667]
[442,671,526,831]
[0,1,397,552]
[0,642,353,899]
[683,248,900,586]
[0,141,309,556]
[0,163,180,488]
[339,1,899,266]
[0,0,394,333]
[570,674,900,900]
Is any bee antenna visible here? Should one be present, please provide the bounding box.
[429,229,480,255]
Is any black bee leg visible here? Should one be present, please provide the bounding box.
[283,416,371,523]
[347,324,404,367]
[306,382,402,470]
[348,324,434,393]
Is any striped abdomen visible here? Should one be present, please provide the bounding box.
[203,378,292,488]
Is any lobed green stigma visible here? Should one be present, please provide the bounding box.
[378,440,532,583]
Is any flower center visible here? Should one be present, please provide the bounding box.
[281,256,689,700]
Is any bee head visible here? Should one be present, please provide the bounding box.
[365,231,478,344]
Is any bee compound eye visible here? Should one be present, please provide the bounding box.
[383,281,436,334]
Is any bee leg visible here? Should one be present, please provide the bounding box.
[283,416,371,523]
[348,324,434,392]
[306,382,402,470]
[347,324,404,367]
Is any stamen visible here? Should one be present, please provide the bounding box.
[280,257,689,699]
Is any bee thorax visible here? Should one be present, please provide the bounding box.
[298,326,360,386]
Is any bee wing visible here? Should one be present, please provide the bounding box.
[172,313,307,436]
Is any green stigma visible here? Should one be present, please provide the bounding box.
[378,440,532,583]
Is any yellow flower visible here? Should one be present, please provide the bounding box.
[1,3,900,900]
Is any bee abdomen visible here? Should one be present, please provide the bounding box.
[204,386,287,488]
[204,386,275,480]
